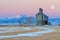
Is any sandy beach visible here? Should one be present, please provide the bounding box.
[0,26,60,40]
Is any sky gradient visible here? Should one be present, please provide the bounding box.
[0,0,60,18]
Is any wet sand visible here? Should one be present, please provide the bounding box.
[0,29,42,36]
[0,26,60,40]
[2,31,60,40]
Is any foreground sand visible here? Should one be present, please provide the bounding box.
[2,32,60,40]
[0,26,60,40]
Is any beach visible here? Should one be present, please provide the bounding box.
[0,25,60,40]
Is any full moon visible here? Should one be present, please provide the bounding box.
[51,5,55,10]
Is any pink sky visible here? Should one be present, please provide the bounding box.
[0,0,60,18]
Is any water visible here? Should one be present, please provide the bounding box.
[0,27,34,33]
[0,27,55,39]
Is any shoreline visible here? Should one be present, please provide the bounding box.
[0,27,55,39]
